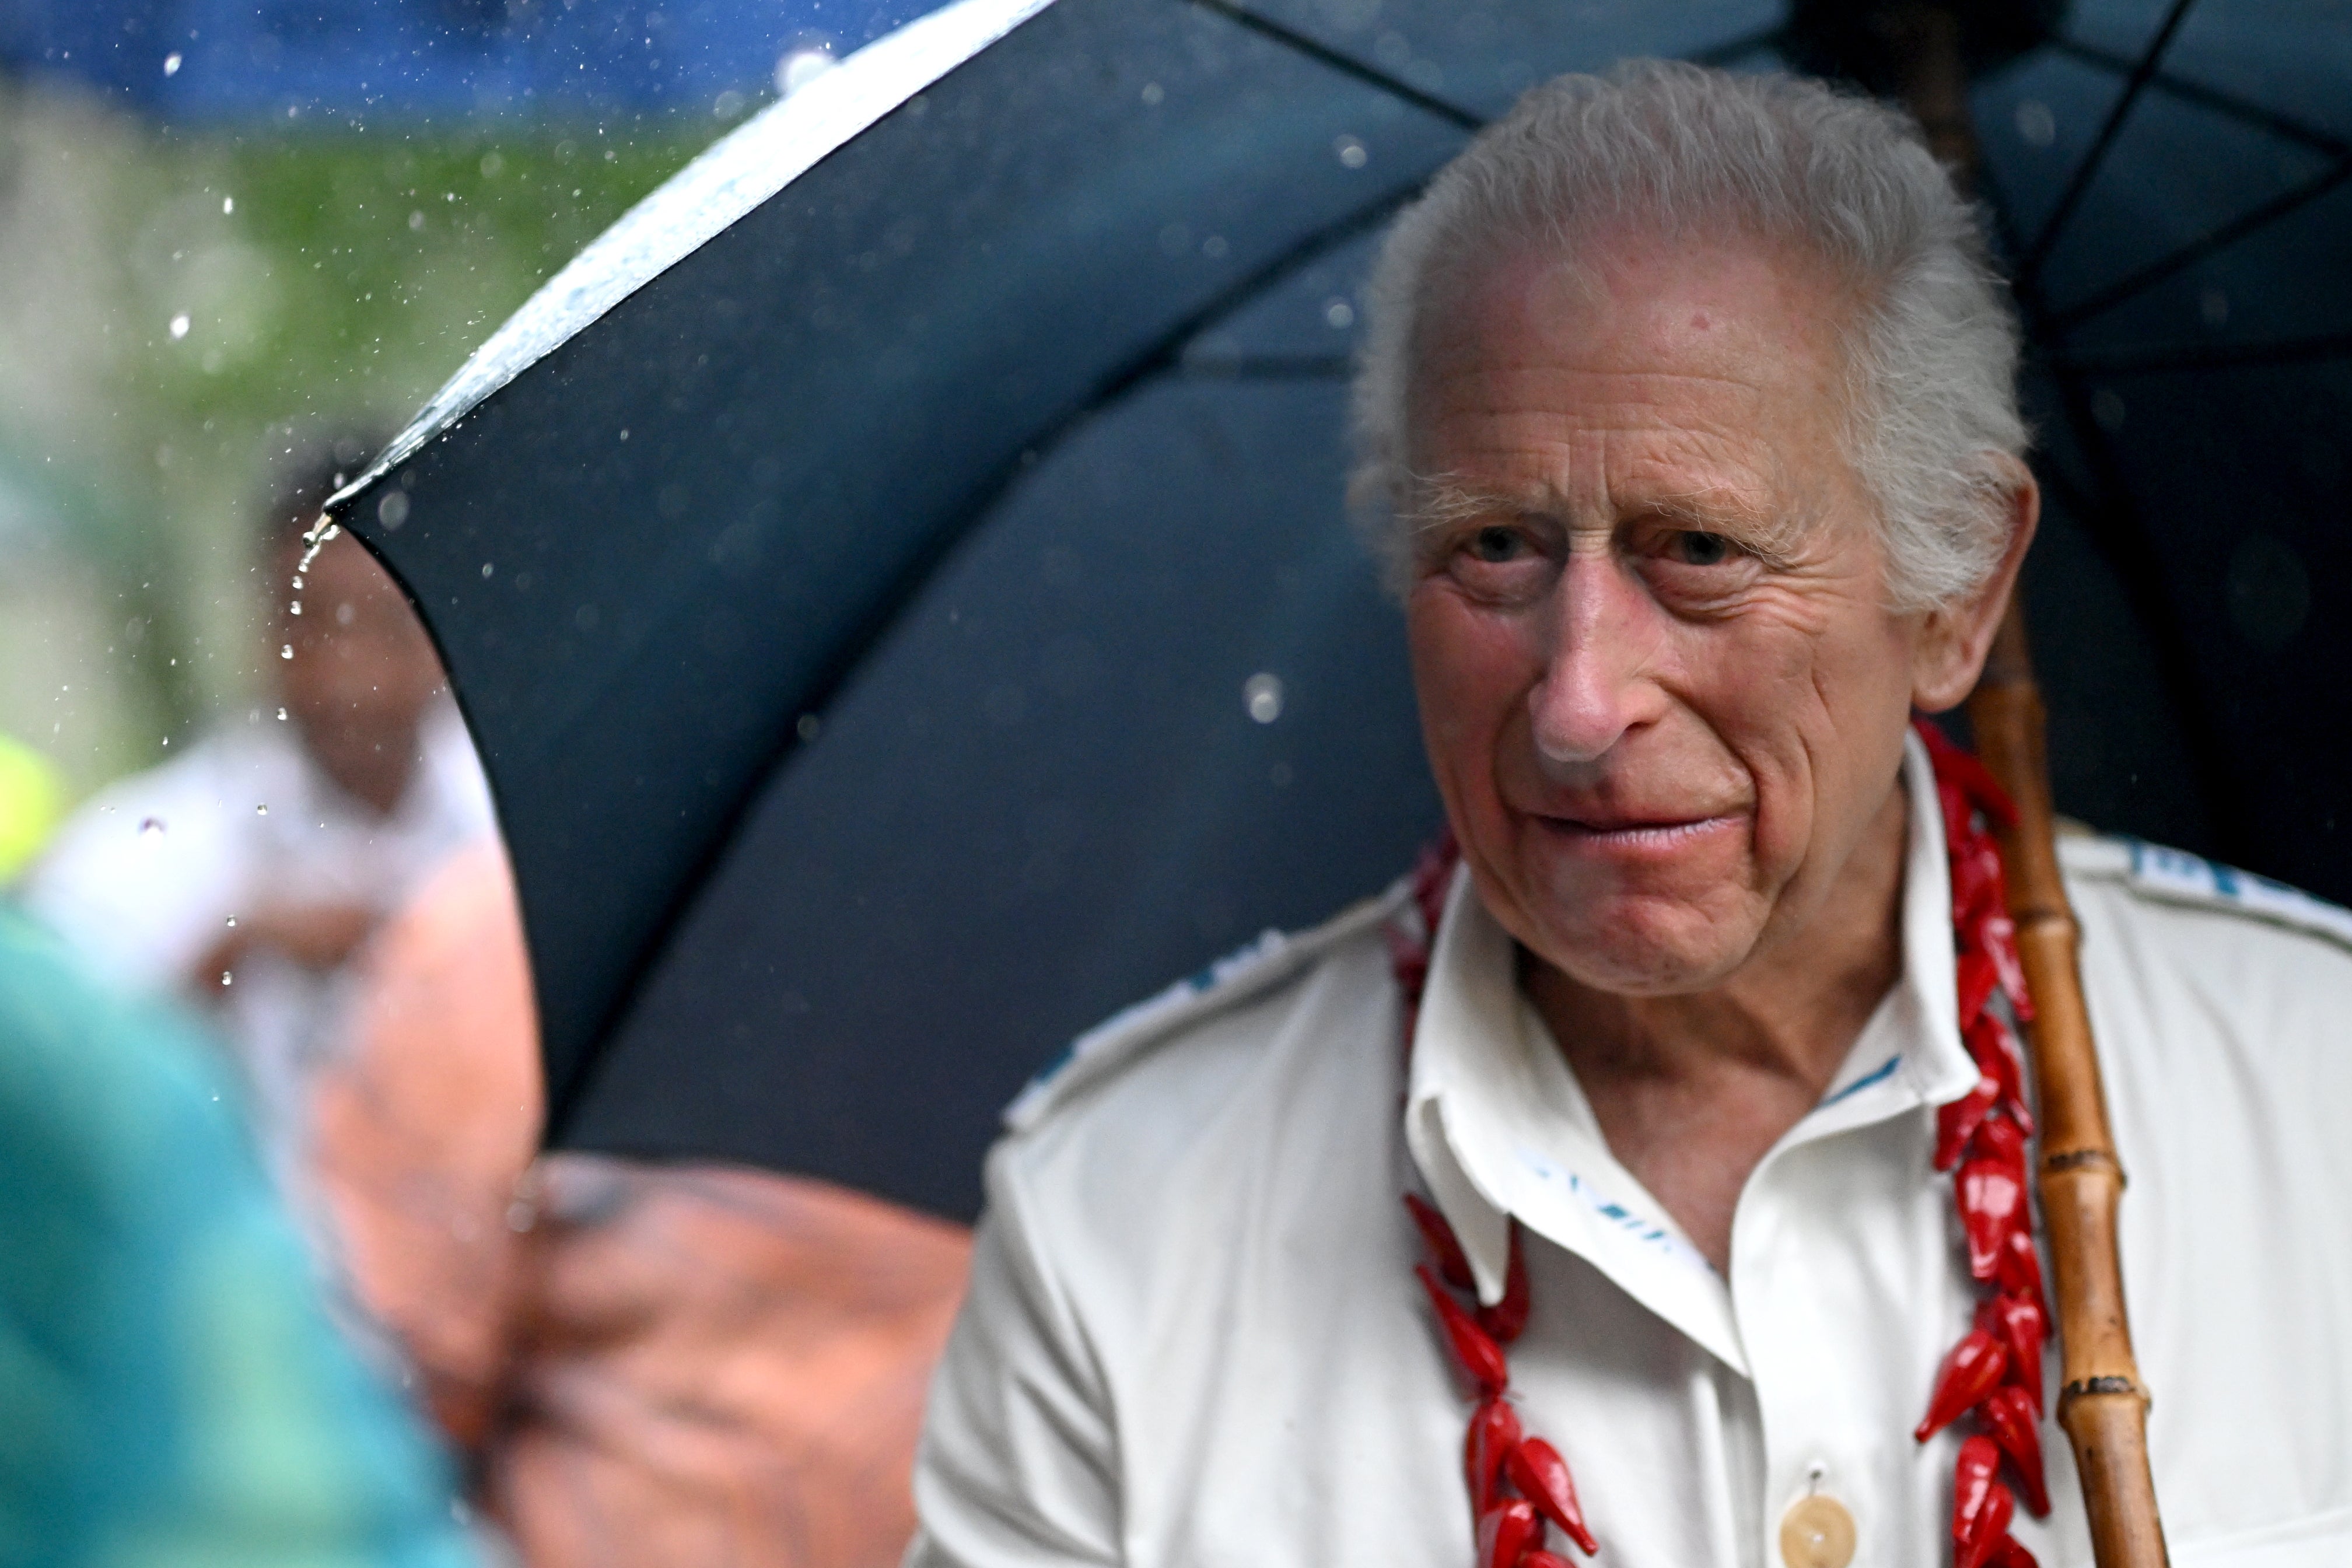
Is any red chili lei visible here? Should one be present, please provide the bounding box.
[1392,720,2051,1568]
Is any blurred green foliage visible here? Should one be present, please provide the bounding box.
[0,83,734,794]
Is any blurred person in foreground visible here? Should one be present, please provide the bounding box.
[23,438,492,1186]
[307,840,971,1567]
[907,64,2352,1568]
[0,899,477,1567]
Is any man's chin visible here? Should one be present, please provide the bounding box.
[1503,854,1765,996]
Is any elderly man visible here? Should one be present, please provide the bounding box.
[906,63,2352,1568]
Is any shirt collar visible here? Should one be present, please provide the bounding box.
[1402,727,1977,1374]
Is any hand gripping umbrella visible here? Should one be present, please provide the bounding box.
[327,0,2352,1235]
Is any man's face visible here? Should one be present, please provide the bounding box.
[1402,231,1934,995]
[277,533,444,810]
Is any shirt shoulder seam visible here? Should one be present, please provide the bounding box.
[1001,880,1410,1135]
[2061,833,2352,956]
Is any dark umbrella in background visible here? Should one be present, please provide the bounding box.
[327,0,2352,1220]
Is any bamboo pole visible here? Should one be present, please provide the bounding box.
[1967,606,2169,1568]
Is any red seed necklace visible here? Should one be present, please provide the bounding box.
[1390,720,2052,1568]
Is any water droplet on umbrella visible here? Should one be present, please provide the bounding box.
[775,45,835,96]
[163,51,181,75]
[169,313,190,339]
[1245,672,1284,723]
[139,817,165,838]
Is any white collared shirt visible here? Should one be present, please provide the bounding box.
[909,735,2352,1567]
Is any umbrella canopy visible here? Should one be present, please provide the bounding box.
[330,0,2352,1219]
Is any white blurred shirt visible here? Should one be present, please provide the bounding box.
[908,734,2352,1568]
[23,700,495,1175]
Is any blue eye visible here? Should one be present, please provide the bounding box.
[1676,531,1730,566]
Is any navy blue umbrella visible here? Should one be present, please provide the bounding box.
[328,0,2352,1219]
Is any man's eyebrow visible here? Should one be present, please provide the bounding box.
[1402,472,1810,565]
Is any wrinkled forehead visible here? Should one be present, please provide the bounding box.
[1409,222,1860,396]
[1401,230,1864,498]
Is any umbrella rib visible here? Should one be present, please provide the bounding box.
[2045,36,2350,158]
[1182,0,1487,131]
[1973,155,2248,862]
[1686,24,1787,69]
[2046,151,2352,333]
[2062,330,2352,377]
[1179,352,1354,380]
[2020,0,2201,284]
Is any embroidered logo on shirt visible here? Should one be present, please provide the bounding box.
[1513,1147,1711,1273]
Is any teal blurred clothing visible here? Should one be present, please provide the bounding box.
[0,905,479,1568]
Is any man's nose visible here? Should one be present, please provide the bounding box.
[1528,550,1662,766]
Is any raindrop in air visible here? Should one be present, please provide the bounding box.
[226,915,237,927]
[222,196,233,215]
[290,600,302,615]
[139,817,166,838]
[1245,673,1285,724]
[481,562,494,578]
[220,971,233,986]
[1334,135,1368,169]
[2014,100,2056,148]
[377,492,409,529]
[281,644,293,659]
[163,52,181,75]
[255,804,268,816]
[169,314,191,339]
[1325,298,1355,329]
[276,707,288,721]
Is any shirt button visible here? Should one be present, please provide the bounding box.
[1779,1494,1857,1568]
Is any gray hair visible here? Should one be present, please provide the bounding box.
[1351,60,2027,610]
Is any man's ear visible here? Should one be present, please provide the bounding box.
[1912,456,2039,713]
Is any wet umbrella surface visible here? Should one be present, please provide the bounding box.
[332,0,2352,1219]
